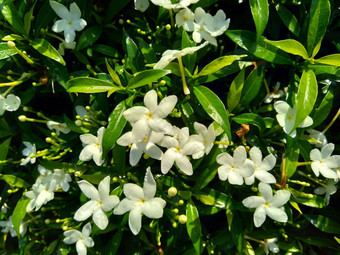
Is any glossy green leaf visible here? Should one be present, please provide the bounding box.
[76,26,102,51]
[293,69,318,131]
[226,30,294,65]
[127,69,170,89]
[12,197,30,238]
[182,29,196,73]
[0,174,30,188]
[34,1,55,36]
[126,35,145,73]
[67,77,117,93]
[227,67,245,112]
[105,230,123,255]
[193,167,217,190]
[24,3,35,35]
[198,55,246,76]
[275,4,300,37]
[240,65,265,107]
[93,44,121,58]
[249,0,269,37]
[193,85,231,141]
[311,89,333,128]
[264,39,309,59]
[137,38,157,64]
[1,3,26,35]
[290,188,325,208]
[0,43,19,60]
[31,38,66,65]
[186,199,202,255]
[306,0,330,56]
[0,137,11,171]
[105,59,122,86]
[102,96,133,158]
[314,54,340,67]
[304,214,340,234]
[285,137,300,179]
[232,113,266,131]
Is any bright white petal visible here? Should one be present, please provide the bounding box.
[310,148,321,161]
[156,95,178,119]
[143,167,156,200]
[52,19,68,32]
[142,199,165,218]
[258,183,273,202]
[123,106,148,123]
[217,165,229,181]
[114,198,137,215]
[161,149,176,174]
[76,240,87,255]
[82,223,92,237]
[270,190,291,207]
[216,152,233,165]
[50,1,70,19]
[255,171,276,184]
[242,196,266,208]
[228,171,243,185]
[129,207,143,235]
[93,208,108,230]
[175,155,193,176]
[78,180,100,200]
[98,176,110,199]
[80,134,98,145]
[266,207,288,223]
[69,2,81,19]
[124,183,144,200]
[254,206,266,227]
[74,201,98,222]
[102,195,119,211]
[144,90,158,112]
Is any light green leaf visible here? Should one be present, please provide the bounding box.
[12,197,30,238]
[125,35,145,73]
[1,3,26,35]
[227,67,245,112]
[240,65,265,107]
[314,54,340,67]
[24,3,35,35]
[31,38,66,65]
[304,214,340,234]
[264,39,309,59]
[198,55,246,76]
[285,137,300,179]
[0,174,30,188]
[249,0,269,37]
[232,113,266,131]
[105,58,122,86]
[311,89,333,128]
[193,85,231,141]
[76,26,102,51]
[0,43,18,60]
[127,69,170,89]
[306,0,330,56]
[275,4,300,37]
[293,69,318,131]
[67,77,118,93]
[186,199,202,255]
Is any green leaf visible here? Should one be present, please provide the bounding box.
[12,197,30,238]
[249,0,269,37]
[34,1,55,36]
[311,89,333,128]
[182,29,196,73]
[93,44,121,58]
[306,0,330,56]
[137,38,157,64]
[31,38,66,65]
[275,4,300,37]
[227,67,245,112]
[1,3,26,35]
[285,137,300,179]
[67,77,118,93]
[0,174,30,188]
[24,2,35,35]
[127,69,170,89]
[102,96,133,158]
[186,199,202,255]
[105,230,123,255]
[232,113,266,132]
[290,188,325,208]
[0,42,19,60]
[126,35,145,73]
[314,54,340,67]
[226,30,294,65]
[193,85,231,141]
[0,137,11,171]
[105,59,122,86]
[197,55,246,76]
[293,69,318,131]
[240,65,265,107]
[193,167,217,190]
[304,214,340,234]
[76,26,102,51]
[264,39,309,59]
[104,0,130,22]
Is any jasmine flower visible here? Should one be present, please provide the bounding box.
[63,223,94,255]
[314,179,337,205]
[79,127,105,166]
[20,142,36,166]
[47,121,71,135]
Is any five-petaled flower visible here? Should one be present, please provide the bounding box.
[63,222,94,255]
[79,127,105,166]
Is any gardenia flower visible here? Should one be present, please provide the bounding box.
[153,41,209,69]
[63,223,94,255]
[47,121,71,135]
[74,176,119,230]
[242,183,291,227]
[307,129,327,148]
[0,216,27,238]
[122,90,177,134]
[134,0,149,12]
[114,167,166,235]
[216,146,254,185]
[191,122,215,159]
[310,143,340,179]
[50,1,87,43]
[20,141,36,166]
[314,179,337,205]
[274,101,313,138]
[79,127,105,166]
[245,147,277,185]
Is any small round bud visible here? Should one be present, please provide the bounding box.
[159,80,166,86]
[75,120,82,126]
[45,137,52,143]
[178,215,187,224]
[51,132,56,137]
[112,177,118,182]
[178,200,184,205]
[118,19,124,25]
[86,64,92,70]
[76,115,82,120]
[307,194,313,199]
[62,226,68,231]
[165,24,171,30]
[32,82,37,86]
[172,222,178,228]
[7,70,13,74]
[7,76,12,80]
[156,26,160,29]
[137,28,141,33]
[172,208,179,214]
[18,115,27,122]
[85,106,91,111]
[127,19,131,24]
[22,51,27,55]
[168,187,178,197]
[45,219,51,224]
[7,41,16,49]
[23,106,29,112]
[7,189,13,194]
[56,219,60,223]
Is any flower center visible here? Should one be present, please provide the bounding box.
[175,146,181,152]
[264,202,270,207]
[143,136,148,143]
[68,21,73,26]
[146,112,153,119]
[287,115,293,121]
[230,165,235,171]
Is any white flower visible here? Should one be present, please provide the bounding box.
[314,179,337,205]
[50,1,87,43]
[150,0,198,9]
[3,94,21,112]
[307,129,327,148]
[161,127,204,175]
[52,169,72,192]
[58,40,76,55]
[153,41,209,69]
[192,122,215,159]
[310,143,340,179]
[0,95,5,115]
[242,183,291,227]
[192,8,217,46]
[134,0,149,12]
[79,127,105,166]
[245,147,277,185]
[114,167,166,235]
[274,101,313,138]
[47,121,71,135]
[0,197,9,213]
[63,223,94,255]
[0,216,27,238]
[217,146,254,185]
[203,9,230,37]
[117,122,163,166]
[264,83,284,103]
[176,8,195,31]
[263,238,280,254]
[74,176,119,230]
[218,133,229,149]
[20,142,36,166]
[122,90,177,134]
[25,181,56,212]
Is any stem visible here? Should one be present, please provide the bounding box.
[0,80,23,88]
[2,85,16,97]
[45,32,64,42]
[177,56,190,95]
[296,162,312,166]
[263,78,270,94]
[169,9,175,29]
[322,108,340,133]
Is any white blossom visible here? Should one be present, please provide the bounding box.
[264,82,284,103]
[310,143,340,179]
[79,127,105,166]
[274,101,313,138]
[307,129,327,148]
[0,216,27,238]
[176,8,195,31]
[20,142,36,166]
[242,183,291,227]
[63,223,94,255]
[25,181,56,212]
[114,167,166,235]
[3,94,21,112]
[217,146,254,185]
[314,179,337,205]
[50,1,87,43]
[192,8,218,46]
[192,122,215,159]
[74,176,119,230]
[263,238,280,254]
[47,121,71,135]
[203,9,230,37]
[134,0,149,12]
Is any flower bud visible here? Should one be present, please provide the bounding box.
[18,115,27,122]
[178,199,184,205]
[178,214,187,224]
[75,120,82,126]
[45,137,52,143]
[7,41,16,49]
[165,24,171,30]
[172,208,179,214]
[168,187,177,197]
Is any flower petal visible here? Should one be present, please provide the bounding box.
[93,208,108,230]
[266,207,288,223]
[233,146,247,167]
[175,154,193,175]
[143,167,156,200]
[69,2,81,19]
[114,198,137,215]
[78,180,100,201]
[81,223,92,237]
[80,134,98,145]
[76,240,87,255]
[98,176,110,198]
[216,152,233,165]
[129,143,144,166]
[123,106,148,123]
[255,171,276,184]
[217,165,229,181]
[242,196,266,208]
[249,147,262,165]
[50,1,70,19]
[124,183,144,200]
[270,190,291,208]
[129,207,143,235]
[52,19,68,32]
[321,143,334,159]
[310,148,321,161]
[228,171,243,185]
[74,201,98,222]
[254,206,266,227]
[161,149,176,174]
[156,95,178,119]
[142,198,165,218]
[258,183,273,202]
[144,90,158,112]
[102,195,119,211]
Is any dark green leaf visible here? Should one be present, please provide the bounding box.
[126,35,145,73]
[311,89,333,128]
[275,4,300,37]
[104,0,130,22]
[197,55,246,76]
[249,0,269,37]
[0,137,11,171]
[193,85,231,141]
[93,44,121,58]
[24,2,35,35]
[186,199,202,255]
[1,3,26,35]
[34,1,55,36]
[31,38,66,65]
[137,38,157,64]
[76,26,102,51]
[285,137,300,179]
[67,77,118,93]
[127,69,170,89]
[105,230,123,255]
[227,67,245,112]
[232,113,266,131]
[12,197,30,238]
[304,214,340,234]
[240,65,265,107]
[193,167,217,190]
